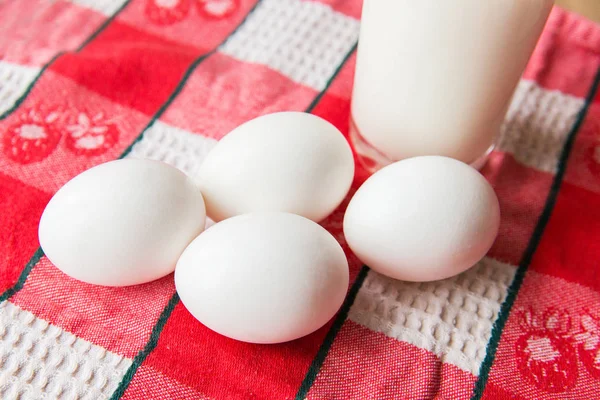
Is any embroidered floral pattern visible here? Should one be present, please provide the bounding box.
[196,0,239,19]
[514,308,600,393]
[65,112,119,157]
[145,0,191,25]
[1,107,62,164]
[145,0,239,24]
[515,308,578,392]
[576,312,600,379]
[1,106,120,163]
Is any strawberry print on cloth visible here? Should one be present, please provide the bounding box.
[65,111,119,157]
[577,312,600,380]
[515,308,579,393]
[513,308,600,395]
[197,0,240,19]
[145,0,239,25]
[1,107,62,164]
[145,0,192,25]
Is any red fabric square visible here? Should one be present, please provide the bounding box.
[306,321,476,399]
[159,53,317,140]
[118,0,259,54]
[0,0,105,66]
[564,102,600,194]
[11,257,175,358]
[482,382,529,400]
[483,271,600,399]
[0,71,150,193]
[122,365,208,400]
[528,181,600,289]
[49,21,201,116]
[481,152,553,265]
[0,172,51,293]
[311,92,351,136]
[438,363,478,400]
[524,7,600,98]
[140,301,332,399]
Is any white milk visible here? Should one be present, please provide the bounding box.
[351,0,554,169]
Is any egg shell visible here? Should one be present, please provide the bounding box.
[39,159,206,286]
[343,156,500,282]
[175,212,349,344]
[197,112,355,222]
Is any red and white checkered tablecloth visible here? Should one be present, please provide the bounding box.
[1,1,600,399]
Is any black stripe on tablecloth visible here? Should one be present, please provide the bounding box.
[0,248,44,303]
[305,41,358,113]
[0,0,133,120]
[108,292,180,400]
[295,265,369,399]
[471,65,600,400]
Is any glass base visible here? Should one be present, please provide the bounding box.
[349,117,495,174]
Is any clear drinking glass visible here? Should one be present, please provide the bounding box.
[350,0,554,172]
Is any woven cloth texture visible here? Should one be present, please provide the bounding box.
[1,1,600,399]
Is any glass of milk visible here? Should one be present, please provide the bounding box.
[350,0,554,171]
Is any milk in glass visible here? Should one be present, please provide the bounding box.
[350,0,554,170]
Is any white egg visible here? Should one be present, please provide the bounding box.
[39,159,206,286]
[343,156,500,282]
[197,112,354,222]
[175,212,349,344]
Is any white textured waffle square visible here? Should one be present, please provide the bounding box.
[0,61,40,117]
[498,80,584,174]
[0,301,132,400]
[67,0,129,16]
[348,258,517,375]
[128,120,218,177]
[220,0,360,91]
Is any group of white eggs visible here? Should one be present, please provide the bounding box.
[38,112,500,344]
